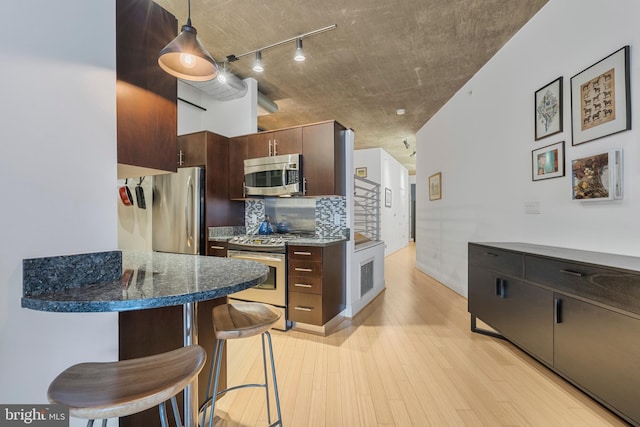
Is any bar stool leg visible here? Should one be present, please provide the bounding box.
[264,331,282,427]
[158,401,169,427]
[261,332,272,424]
[202,338,226,427]
[170,395,182,427]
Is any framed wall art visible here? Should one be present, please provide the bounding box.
[428,172,441,201]
[384,187,392,207]
[570,46,631,146]
[571,149,623,201]
[535,77,563,140]
[355,167,367,178]
[532,141,565,181]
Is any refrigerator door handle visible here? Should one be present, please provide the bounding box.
[186,175,193,248]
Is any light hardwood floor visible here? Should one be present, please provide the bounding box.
[212,243,628,426]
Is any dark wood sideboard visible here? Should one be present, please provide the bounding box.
[468,242,640,426]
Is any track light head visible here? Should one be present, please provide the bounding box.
[253,51,264,72]
[294,38,305,62]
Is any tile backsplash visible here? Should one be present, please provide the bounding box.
[244,197,347,238]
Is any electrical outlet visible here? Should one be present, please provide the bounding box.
[524,201,541,214]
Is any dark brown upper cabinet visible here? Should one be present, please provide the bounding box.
[116,0,177,178]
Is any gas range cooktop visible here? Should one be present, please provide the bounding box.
[228,234,311,252]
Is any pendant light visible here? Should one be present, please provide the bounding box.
[158,0,218,81]
[294,38,305,62]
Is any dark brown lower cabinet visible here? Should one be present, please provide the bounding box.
[118,298,226,427]
[554,295,640,424]
[287,242,345,326]
[469,242,640,427]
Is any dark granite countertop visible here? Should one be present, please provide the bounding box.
[22,250,269,313]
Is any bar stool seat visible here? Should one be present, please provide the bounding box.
[201,302,282,427]
[48,345,206,426]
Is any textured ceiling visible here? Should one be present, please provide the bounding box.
[154,0,548,174]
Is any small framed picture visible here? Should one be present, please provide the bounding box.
[355,167,367,178]
[428,172,441,201]
[570,46,631,146]
[384,187,392,207]
[571,149,623,201]
[535,77,563,141]
[532,141,565,181]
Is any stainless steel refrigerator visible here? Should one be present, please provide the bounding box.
[152,167,205,255]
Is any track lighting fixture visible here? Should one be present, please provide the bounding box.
[252,51,264,72]
[225,24,336,74]
[294,38,305,62]
[158,0,218,81]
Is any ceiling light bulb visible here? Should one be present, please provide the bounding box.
[253,51,264,72]
[179,52,196,69]
[294,38,305,62]
[396,108,406,115]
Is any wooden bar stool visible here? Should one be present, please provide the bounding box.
[47,345,206,427]
[201,302,282,427]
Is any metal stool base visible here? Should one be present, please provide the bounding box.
[201,331,282,427]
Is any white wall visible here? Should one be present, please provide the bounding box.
[415,0,640,297]
[354,148,410,255]
[0,0,119,422]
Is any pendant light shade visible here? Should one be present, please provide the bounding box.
[158,0,218,82]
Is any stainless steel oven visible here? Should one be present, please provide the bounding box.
[227,248,289,330]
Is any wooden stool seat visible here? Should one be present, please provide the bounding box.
[48,345,206,422]
[213,302,282,340]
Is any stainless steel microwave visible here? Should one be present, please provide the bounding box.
[244,153,303,196]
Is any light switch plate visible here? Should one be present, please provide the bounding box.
[524,201,541,214]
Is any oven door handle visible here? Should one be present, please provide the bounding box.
[229,253,284,263]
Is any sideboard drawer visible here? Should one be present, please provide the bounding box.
[525,255,640,316]
[469,244,524,278]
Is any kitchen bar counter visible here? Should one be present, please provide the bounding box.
[22,250,269,313]
[22,249,268,427]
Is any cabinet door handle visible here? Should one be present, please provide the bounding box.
[268,140,272,156]
[554,298,562,324]
[295,267,313,272]
[495,278,502,296]
[273,139,278,155]
[484,252,498,257]
[560,269,585,277]
[178,149,184,166]
[294,283,312,288]
[294,251,312,256]
[209,245,225,250]
[294,306,312,312]
[500,280,506,299]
